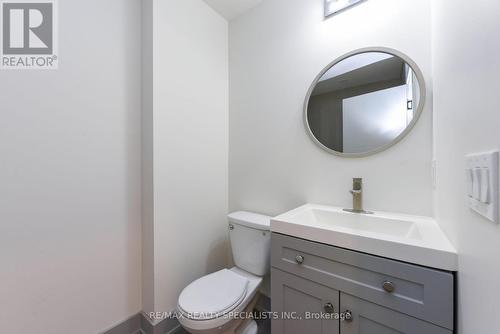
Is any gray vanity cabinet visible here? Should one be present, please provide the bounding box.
[271,268,340,334]
[271,233,455,334]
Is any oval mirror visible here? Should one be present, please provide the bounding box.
[305,48,425,157]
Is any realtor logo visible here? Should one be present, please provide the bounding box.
[1,0,58,69]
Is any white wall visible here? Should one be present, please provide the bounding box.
[144,0,229,314]
[432,1,500,333]
[0,0,142,333]
[229,0,434,217]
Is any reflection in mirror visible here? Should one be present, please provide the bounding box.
[306,51,423,156]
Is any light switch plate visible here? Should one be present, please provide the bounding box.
[466,151,499,223]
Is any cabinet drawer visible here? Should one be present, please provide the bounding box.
[271,233,454,330]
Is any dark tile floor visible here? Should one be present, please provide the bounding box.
[256,317,271,334]
[175,327,189,334]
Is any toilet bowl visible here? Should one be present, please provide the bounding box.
[177,267,262,334]
[177,212,271,334]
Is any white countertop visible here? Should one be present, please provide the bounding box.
[271,204,458,271]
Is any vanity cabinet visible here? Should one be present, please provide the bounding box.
[271,233,455,334]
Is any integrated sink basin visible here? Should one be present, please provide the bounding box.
[271,204,457,271]
[295,208,423,240]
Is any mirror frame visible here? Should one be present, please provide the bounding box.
[304,47,426,158]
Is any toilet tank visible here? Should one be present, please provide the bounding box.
[228,211,271,276]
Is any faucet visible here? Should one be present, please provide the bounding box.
[344,178,373,214]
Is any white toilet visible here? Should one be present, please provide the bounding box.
[177,211,271,334]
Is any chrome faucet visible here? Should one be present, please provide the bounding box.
[344,178,373,214]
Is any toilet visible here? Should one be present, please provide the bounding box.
[177,211,271,334]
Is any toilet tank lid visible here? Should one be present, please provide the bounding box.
[228,211,271,230]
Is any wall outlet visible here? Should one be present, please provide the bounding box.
[466,151,499,223]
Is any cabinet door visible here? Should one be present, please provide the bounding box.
[271,268,339,334]
[340,293,452,334]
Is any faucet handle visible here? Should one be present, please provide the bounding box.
[352,178,363,190]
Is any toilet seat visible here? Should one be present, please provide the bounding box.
[177,267,263,333]
[178,269,249,320]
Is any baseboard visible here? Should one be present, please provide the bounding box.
[100,312,180,334]
[100,313,142,334]
[103,293,269,334]
[139,312,181,334]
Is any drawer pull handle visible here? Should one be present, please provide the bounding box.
[323,302,335,314]
[383,281,395,293]
[342,310,353,322]
[295,255,305,264]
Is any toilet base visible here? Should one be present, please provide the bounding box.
[180,293,259,334]
[235,320,257,334]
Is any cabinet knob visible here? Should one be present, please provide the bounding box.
[382,281,395,293]
[342,310,353,322]
[323,302,335,314]
[295,255,305,264]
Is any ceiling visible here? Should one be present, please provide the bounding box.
[203,0,263,20]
